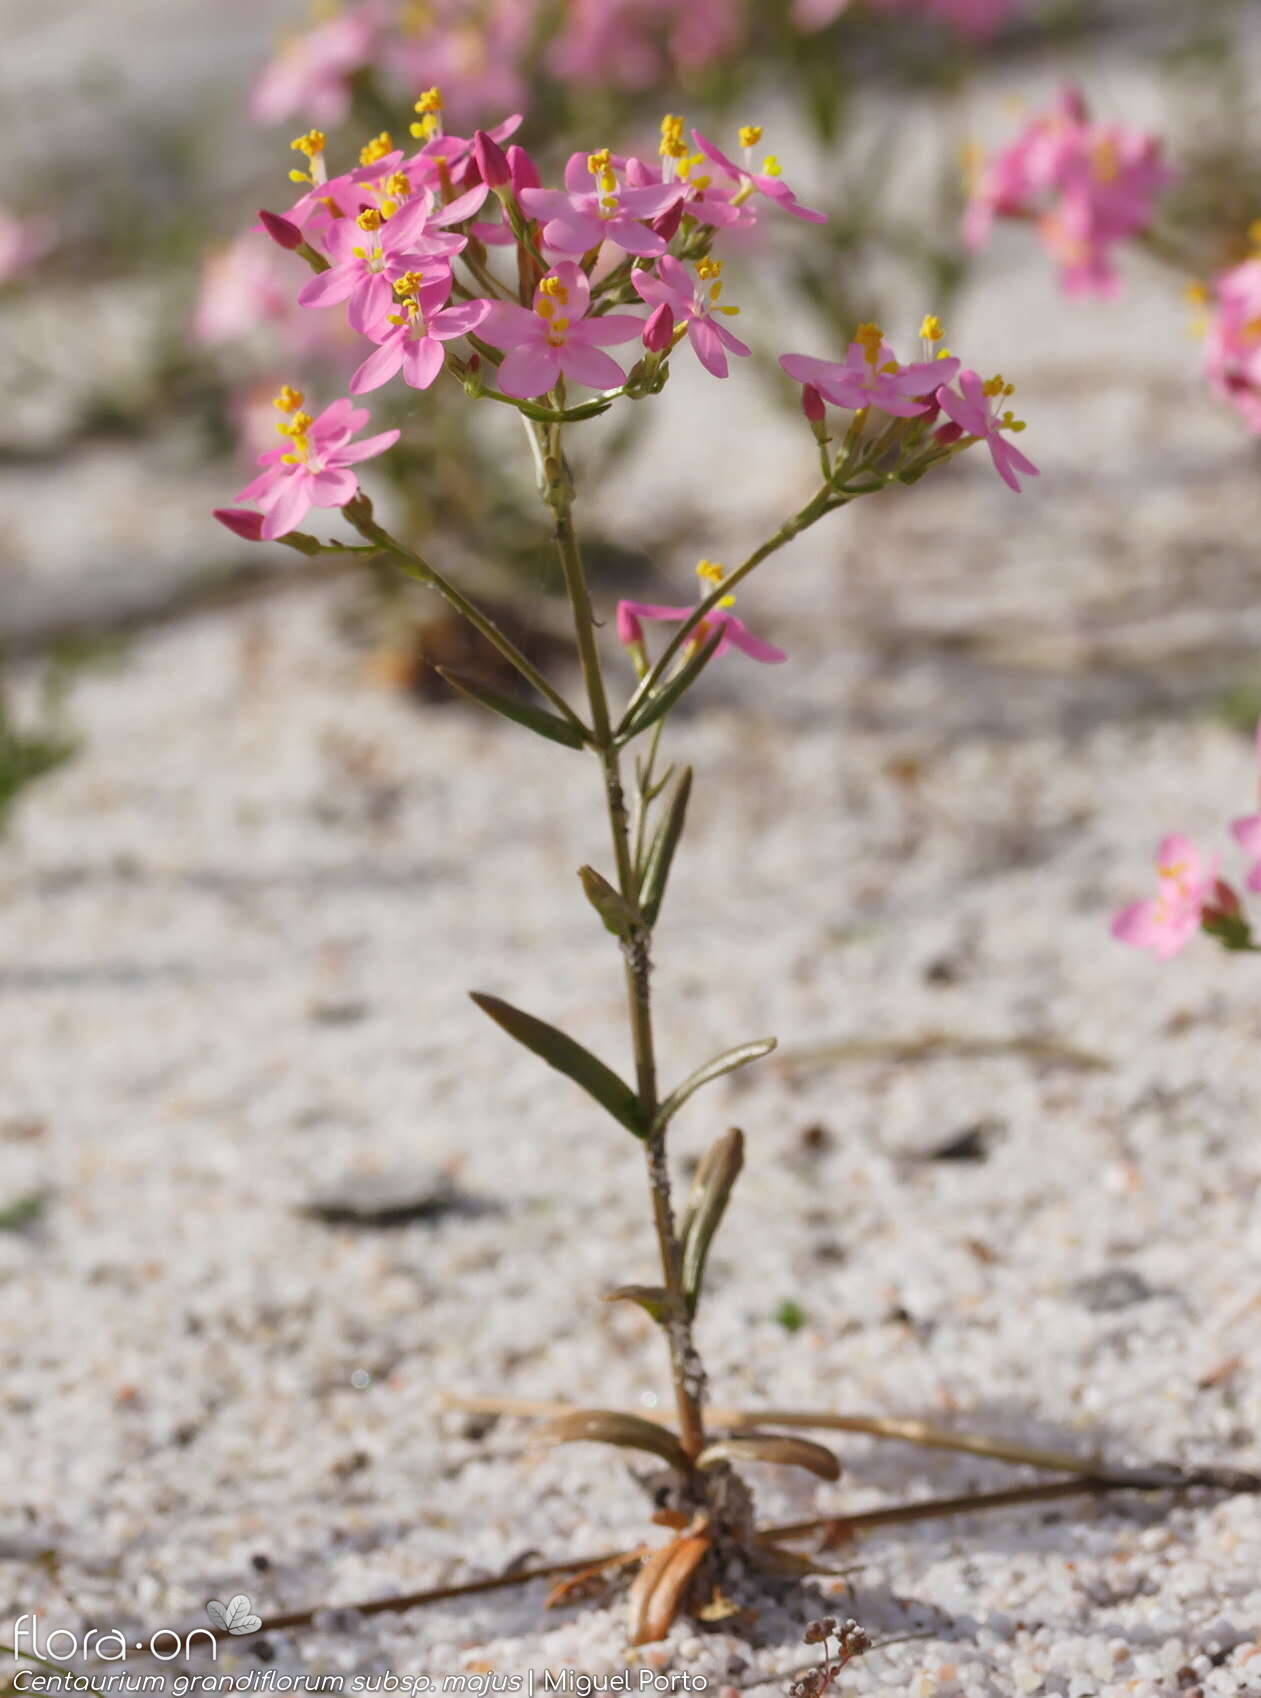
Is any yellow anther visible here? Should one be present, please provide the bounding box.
[738,125,763,150]
[598,170,618,197]
[385,171,412,200]
[356,208,384,232]
[552,316,570,334]
[696,559,726,585]
[1090,138,1119,183]
[281,453,301,465]
[708,280,723,301]
[359,133,394,167]
[1000,411,1027,431]
[1184,280,1209,306]
[290,130,326,158]
[410,119,439,140]
[536,297,554,319]
[414,87,443,114]
[273,385,305,415]
[696,257,722,281]
[539,275,569,302]
[289,169,311,184]
[717,594,736,609]
[879,360,900,374]
[854,322,884,363]
[660,114,687,159]
[935,347,954,360]
[982,374,1006,397]
[394,270,424,298]
[760,155,782,178]
[919,314,944,342]
[717,304,741,316]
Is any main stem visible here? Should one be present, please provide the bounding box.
[542,425,707,1465]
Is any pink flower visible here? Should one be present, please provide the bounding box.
[297,188,482,335]
[691,128,825,223]
[0,208,53,284]
[1112,834,1217,960]
[195,235,298,345]
[230,391,399,540]
[480,261,644,398]
[935,369,1039,491]
[631,256,750,377]
[250,3,382,127]
[520,150,682,257]
[1204,257,1261,434]
[616,598,786,664]
[1230,718,1261,889]
[349,270,490,393]
[780,324,960,417]
[549,0,745,89]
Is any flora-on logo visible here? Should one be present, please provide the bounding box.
[204,1596,262,1636]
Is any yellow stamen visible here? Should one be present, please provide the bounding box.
[659,115,687,160]
[359,133,394,167]
[356,208,384,232]
[760,155,782,178]
[414,87,443,114]
[385,171,412,201]
[696,559,726,586]
[738,125,763,150]
[919,314,944,342]
[854,322,884,364]
[1184,280,1209,307]
[982,374,1007,398]
[273,385,305,415]
[539,275,569,304]
[290,130,326,158]
[394,270,425,298]
[587,148,612,177]
[696,258,722,281]
[289,170,311,185]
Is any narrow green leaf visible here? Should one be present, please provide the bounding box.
[618,625,723,745]
[697,1433,841,1482]
[680,1127,744,1313]
[638,766,692,928]
[602,1284,669,1323]
[437,668,587,749]
[538,1409,689,1473]
[578,865,637,940]
[469,991,647,1136]
[654,1037,777,1134]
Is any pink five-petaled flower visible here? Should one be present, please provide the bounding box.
[228,390,399,541]
[780,322,960,417]
[632,256,750,378]
[617,562,786,664]
[519,149,681,257]
[350,269,490,393]
[936,369,1039,492]
[296,188,482,335]
[1111,834,1217,960]
[480,261,644,399]
[691,127,826,223]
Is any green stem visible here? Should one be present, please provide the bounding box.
[344,509,589,738]
[542,422,707,1464]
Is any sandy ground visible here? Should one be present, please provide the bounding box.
[5,7,1261,1697]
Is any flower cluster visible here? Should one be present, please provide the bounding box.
[217,100,1035,606]
[1112,722,1261,960]
[1202,250,1261,435]
[965,86,1172,297]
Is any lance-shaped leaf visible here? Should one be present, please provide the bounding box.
[602,1283,669,1323]
[697,1433,841,1482]
[638,766,692,928]
[627,1533,711,1647]
[654,1038,777,1135]
[578,865,637,940]
[537,1409,689,1473]
[437,668,588,750]
[618,626,723,745]
[469,992,647,1136]
[680,1127,744,1312]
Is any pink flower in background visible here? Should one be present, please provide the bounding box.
[520,150,681,257]
[692,129,825,223]
[935,368,1039,490]
[632,255,750,377]
[0,208,53,284]
[617,597,786,664]
[1204,257,1261,434]
[480,261,644,398]
[781,324,959,417]
[1229,719,1261,889]
[350,271,490,392]
[550,0,746,89]
[195,236,299,344]
[229,392,399,540]
[1112,835,1217,959]
[965,86,1172,296]
[250,3,382,126]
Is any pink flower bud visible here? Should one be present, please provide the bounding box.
[507,145,541,194]
[616,602,645,646]
[258,209,303,251]
[801,383,826,423]
[473,129,512,190]
[1204,878,1242,921]
[213,507,265,541]
[933,421,965,445]
[651,199,685,243]
[643,303,675,354]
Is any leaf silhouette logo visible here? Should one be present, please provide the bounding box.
[205,1595,263,1635]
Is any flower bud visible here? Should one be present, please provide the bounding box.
[643,303,675,353]
[801,383,826,423]
[213,507,265,541]
[651,199,685,243]
[258,209,303,251]
[507,145,541,194]
[933,421,965,445]
[473,129,512,191]
[1204,878,1242,921]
